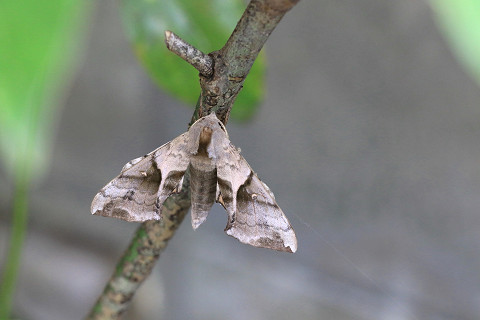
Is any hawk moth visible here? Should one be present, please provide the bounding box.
[91,113,297,253]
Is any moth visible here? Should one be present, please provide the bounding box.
[91,113,297,253]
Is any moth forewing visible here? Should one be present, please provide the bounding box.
[216,144,297,253]
[91,132,191,222]
[90,150,163,222]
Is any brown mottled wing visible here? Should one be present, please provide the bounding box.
[153,132,191,211]
[91,133,190,222]
[216,142,297,253]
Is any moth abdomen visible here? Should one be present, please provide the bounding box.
[189,158,217,229]
[190,168,217,206]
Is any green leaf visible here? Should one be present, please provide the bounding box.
[120,0,265,121]
[430,0,480,87]
[0,1,91,317]
[0,0,91,181]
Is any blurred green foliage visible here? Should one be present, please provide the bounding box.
[0,0,91,182]
[0,1,91,318]
[430,0,480,87]
[120,0,265,121]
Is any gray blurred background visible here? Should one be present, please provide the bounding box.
[1,0,480,319]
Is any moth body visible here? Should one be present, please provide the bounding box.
[91,113,297,252]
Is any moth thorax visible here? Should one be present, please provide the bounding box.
[197,126,213,156]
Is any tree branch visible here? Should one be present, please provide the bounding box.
[197,0,300,124]
[86,177,191,320]
[87,0,299,318]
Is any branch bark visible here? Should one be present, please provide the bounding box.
[196,0,300,124]
[86,177,191,319]
[87,0,299,318]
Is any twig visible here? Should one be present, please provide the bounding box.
[88,0,299,318]
[164,30,213,78]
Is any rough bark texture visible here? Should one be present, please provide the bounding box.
[87,0,299,318]
[193,0,299,125]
